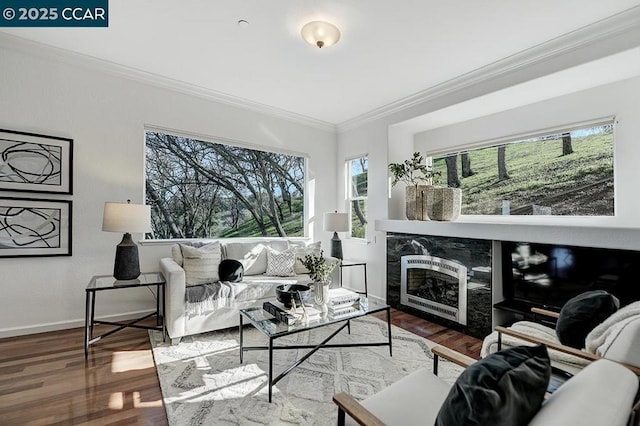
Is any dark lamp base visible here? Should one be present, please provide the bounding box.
[113,233,141,280]
[330,231,343,260]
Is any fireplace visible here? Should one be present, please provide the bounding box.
[400,255,468,325]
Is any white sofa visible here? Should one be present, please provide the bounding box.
[160,237,337,342]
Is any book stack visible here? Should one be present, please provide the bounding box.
[327,288,361,319]
[263,300,321,325]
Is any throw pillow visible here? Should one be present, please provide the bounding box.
[171,241,210,266]
[180,241,222,286]
[556,290,620,349]
[435,344,551,426]
[266,247,296,277]
[293,241,322,274]
[224,242,268,276]
[218,259,244,283]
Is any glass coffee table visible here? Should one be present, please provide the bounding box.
[239,298,392,402]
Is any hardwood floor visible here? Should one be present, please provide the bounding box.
[0,310,480,425]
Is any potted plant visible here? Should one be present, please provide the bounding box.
[299,250,340,312]
[389,152,440,220]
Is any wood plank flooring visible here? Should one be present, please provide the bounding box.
[0,310,480,425]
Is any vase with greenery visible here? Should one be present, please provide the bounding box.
[299,250,340,313]
[389,152,440,220]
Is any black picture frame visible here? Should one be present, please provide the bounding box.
[0,128,73,194]
[0,197,72,257]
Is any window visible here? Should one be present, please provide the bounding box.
[430,121,614,216]
[347,156,368,238]
[145,130,305,239]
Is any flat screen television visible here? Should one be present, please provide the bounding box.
[501,241,640,310]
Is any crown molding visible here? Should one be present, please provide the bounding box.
[0,33,337,134]
[337,5,640,133]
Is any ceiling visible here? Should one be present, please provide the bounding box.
[1,0,639,126]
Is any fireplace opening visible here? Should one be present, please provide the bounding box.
[400,255,467,325]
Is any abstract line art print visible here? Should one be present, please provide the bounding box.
[0,198,72,257]
[0,129,73,194]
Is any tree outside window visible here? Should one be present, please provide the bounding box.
[145,131,305,239]
[347,156,368,238]
[430,122,614,216]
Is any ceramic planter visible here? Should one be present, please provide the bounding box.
[405,185,431,220]
[426,186,462,221]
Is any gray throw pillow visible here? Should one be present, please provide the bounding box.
[435,344,551,426]
[266,247,296,277]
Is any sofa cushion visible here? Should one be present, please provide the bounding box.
[224,242,269,276]
[292,241,322,274]
[556,290,619,349]
[435,344,551,426]
[181,242,222,286]
[348,368,451,426]
[265,247,296,277]
[267,239,290,252]
[218,259,244,283]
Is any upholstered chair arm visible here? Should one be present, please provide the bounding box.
[495,326,640,375]
[431,345,476,375]
[333,392,385,426]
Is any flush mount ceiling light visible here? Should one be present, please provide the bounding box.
[301,21,341,48]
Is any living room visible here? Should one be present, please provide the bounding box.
[1,2,640,425]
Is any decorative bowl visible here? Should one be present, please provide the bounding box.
[275,284,312,308]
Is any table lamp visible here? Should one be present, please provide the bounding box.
[102,200,152,280]
[323,211,349,259]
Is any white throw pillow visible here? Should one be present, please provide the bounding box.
[224,242,269,276]
[266,247,296,277]
[294,241,322,274]
[180,241,222,286]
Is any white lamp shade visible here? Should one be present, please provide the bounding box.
[323,212,349,232]
[301,21,341,48]
[102,202,152,233]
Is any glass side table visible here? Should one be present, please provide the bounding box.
[339,260,368,296]
[84,272,166,359]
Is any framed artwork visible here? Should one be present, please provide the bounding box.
[0,129,73,194]
[0,197,72,257]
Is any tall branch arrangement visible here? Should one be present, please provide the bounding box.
[388,151,440,186]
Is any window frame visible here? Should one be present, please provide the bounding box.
[425,116,615,218]
[345,154,368,240]
[144,126,309,240]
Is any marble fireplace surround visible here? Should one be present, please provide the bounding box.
[377,218,640,339]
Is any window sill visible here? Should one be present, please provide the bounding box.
[375,218,640,251]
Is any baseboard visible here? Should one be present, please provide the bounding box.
[0,310,156,339]
[367,294,386,305]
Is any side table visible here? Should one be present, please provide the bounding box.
[84,272,166,359]
[339,261,368,296]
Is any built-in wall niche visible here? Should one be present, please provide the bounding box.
[500,241,640,311]
[387,233,492,339]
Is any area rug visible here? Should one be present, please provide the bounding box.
[149,317,465,425]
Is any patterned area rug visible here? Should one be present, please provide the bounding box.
[149,317,464,425]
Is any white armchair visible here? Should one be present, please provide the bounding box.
[333,346,640,426]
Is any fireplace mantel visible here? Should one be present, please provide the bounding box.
[375,218,640,251]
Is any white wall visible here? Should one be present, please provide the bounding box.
[0,43,336,337]
[336,47,640,303]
